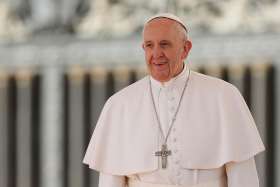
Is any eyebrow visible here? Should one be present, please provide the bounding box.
[160,40,171,43]
[144,40,172,44]
[144,41,152,44]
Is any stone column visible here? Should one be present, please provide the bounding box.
[15,69,33,187]
[40,65,64,187]
[0,70,8,187]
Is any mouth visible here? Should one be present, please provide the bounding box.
[151,62,168,71]
[154,63,166,67]
[152,61,168,66]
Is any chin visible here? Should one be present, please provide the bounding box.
[152,74,170,82]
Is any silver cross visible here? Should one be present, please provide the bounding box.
[155,144,172,169]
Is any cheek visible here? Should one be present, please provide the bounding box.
[145,51,152,63]
[169,52,182,71]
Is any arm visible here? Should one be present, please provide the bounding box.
[226,157,259,187]
[98,172,127,187]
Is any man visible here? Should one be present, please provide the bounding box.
[83,13,265,187]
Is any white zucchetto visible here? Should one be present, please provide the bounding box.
[145,13,188,33]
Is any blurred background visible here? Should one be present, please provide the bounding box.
[0,0,279,187]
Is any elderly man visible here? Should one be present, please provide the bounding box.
[83,13,264,187]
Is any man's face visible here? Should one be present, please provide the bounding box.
[142,18,192,82]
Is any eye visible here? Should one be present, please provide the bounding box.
[160,41,171,48]
[144,43,153,49]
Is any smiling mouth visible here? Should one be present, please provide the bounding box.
[152,62,168,71]
[152,62,167,66]
[155,63,165,66]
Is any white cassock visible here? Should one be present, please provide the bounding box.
[83,65,265,187]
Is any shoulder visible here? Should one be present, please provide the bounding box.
[107,76,149,105]
[190,70,241,98]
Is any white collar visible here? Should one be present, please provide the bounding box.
[150,65,189,92]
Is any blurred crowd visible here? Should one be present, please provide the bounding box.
[0,0,280,42]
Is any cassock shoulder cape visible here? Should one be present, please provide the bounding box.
[83,71,265,175]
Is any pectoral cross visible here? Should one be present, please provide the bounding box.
[155,144,172,169]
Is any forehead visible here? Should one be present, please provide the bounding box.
[143,18,181,41]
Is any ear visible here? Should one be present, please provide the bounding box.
[182,40,192,59]
[142,43,145,50]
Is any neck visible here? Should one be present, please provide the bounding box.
[160,64,185,84]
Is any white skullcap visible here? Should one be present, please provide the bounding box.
[145,13,188,33]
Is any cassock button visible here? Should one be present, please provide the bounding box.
[174,149,178,153]
[173,138,177,142]
[169,106,175,113]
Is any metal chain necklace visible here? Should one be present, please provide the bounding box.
[149,68,191,169]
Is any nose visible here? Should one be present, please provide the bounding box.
[152,46,163,59]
